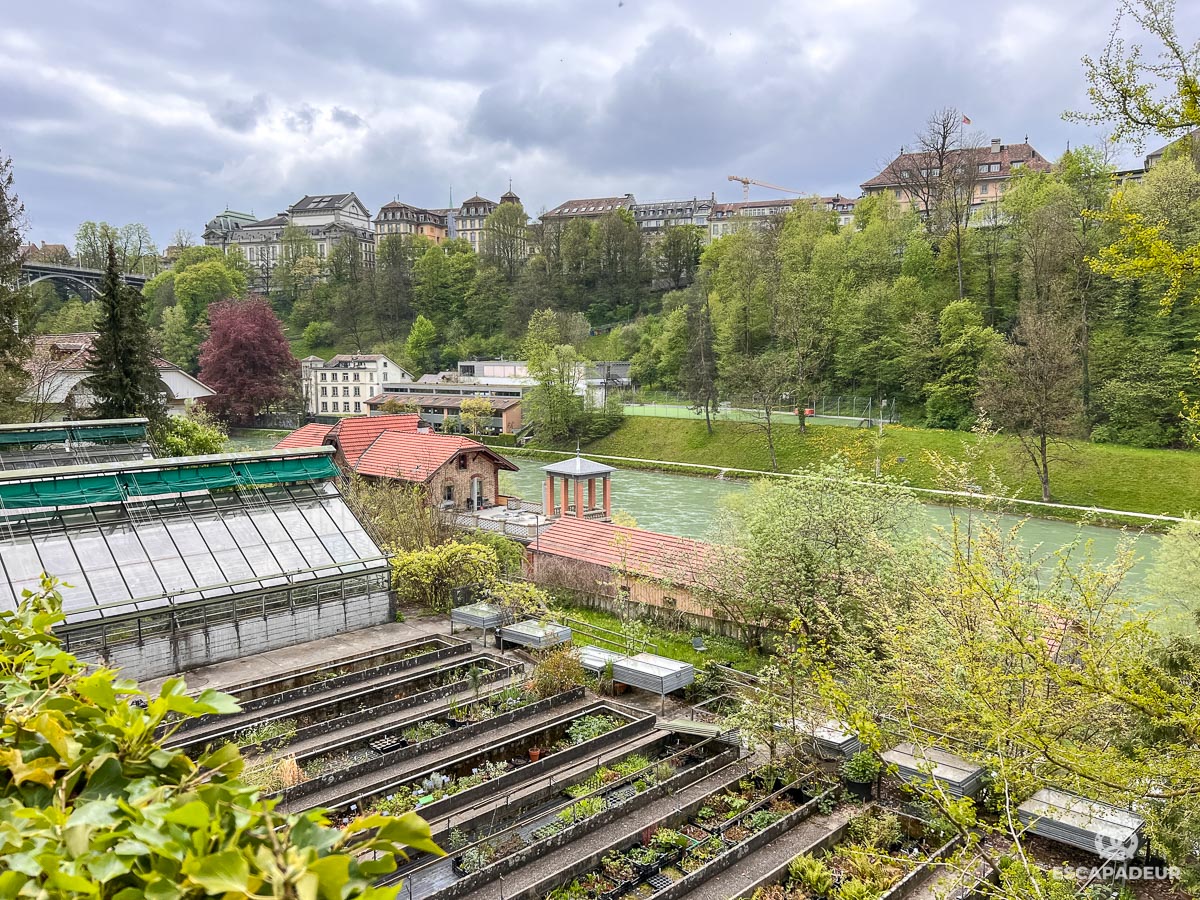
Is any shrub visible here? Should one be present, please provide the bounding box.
[531,648,588,699]
[841,750,881,784]
[789,854,834,896]
[390,542,501,610]
[236,718,298,749]
[567,714,621,745]
[650,828,690,852]
[846,811,903,851]
[836,878,881,900]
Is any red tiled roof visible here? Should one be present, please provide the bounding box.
[274,423,334,450]
[327,414,422,465]
[30,333,182,374]
[533,517,711,586]
[352,431,518,482]
[861,141,1052,190]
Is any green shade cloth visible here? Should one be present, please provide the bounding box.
[0,429,70,446]
[0,423,146,447]
[0,454,341,510]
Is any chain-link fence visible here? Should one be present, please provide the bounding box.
[618,394,899,426]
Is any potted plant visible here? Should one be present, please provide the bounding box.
[841,750,881,800]
[529,746,542,762]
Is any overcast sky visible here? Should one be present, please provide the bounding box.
[4,0,1195,249]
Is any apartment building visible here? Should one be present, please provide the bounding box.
[301,353,413,416]
[374,202,448,243]
[541,194,636,226]
[203,193,376,286]
[629,197,714,235]
[707,198,797,239]
[860,138,1051,218]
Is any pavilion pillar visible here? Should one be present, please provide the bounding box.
[574,480,584,519]
[544,476,554,515]
[561,477,570,516]
[602,477,611,518]
[587,478,596,511]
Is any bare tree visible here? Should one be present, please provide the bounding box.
[978,307,1083,502]
[171,228,196,249]
[723,351,796,471]
[882,108,983,298]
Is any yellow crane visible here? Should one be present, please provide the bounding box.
[727,175,806,201]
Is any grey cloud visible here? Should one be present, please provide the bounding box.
[209,94,270,133]
[284,103,318,134]
[6,0,1200,248]
[331,107,367,130]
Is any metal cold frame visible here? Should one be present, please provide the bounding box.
[0,418,150,471]
[0,449,389,655]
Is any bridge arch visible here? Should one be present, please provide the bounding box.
[22,273,105,298]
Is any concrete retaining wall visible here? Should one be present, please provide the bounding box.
[83,591,394,682]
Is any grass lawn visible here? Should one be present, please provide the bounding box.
[553,601,764,673]
[550,417,1200,518]
[226,428,291,452]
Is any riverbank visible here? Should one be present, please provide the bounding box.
[523,418,1199,522]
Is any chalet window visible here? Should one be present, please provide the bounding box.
[342,387,349,397]
[1011,161,1024,170]
[342,402,350,411]
[321,402,328,411]
[342,373,349,381]
[353,387,360,396]
[354,402,361,412]
[320,373,326,381]
[443,485,454,502]
[353,372,359,381]
[978,184,988,195]
[457,455,468,470]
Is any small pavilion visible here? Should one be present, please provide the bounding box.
[542,454,614,520]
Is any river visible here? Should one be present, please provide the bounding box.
[500,458,1170,605]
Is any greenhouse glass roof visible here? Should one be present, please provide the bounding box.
[0,453,386,624]
[0,418,150,471]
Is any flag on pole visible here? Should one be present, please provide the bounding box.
[962,115,972,125]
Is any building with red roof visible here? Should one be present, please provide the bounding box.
[527,516,716,619]
[274,415,516,510]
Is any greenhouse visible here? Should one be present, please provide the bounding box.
[0,447,391,678]
[0,418,150,471]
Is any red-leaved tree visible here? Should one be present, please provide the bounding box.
[199,297,299,423]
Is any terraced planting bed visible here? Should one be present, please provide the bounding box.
[304,703,653,820]
[527,764,834,900]
[268,684,587,804]
[385,733,739,899]
[735,807,961,900]
[171,654,521,757]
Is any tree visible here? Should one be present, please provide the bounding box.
[883,108,982,298]
[813,511,1200,891]
[458,397,494,435]
[175,259,243,325]
[700,461,927,650]
[404,315,438,375]
[74,221,159,274]
[150,405,227,456]
[721,351,795,471]
[1069,0,1199,146]
[86,242,165,421]
[157,304,203,372]
[171,227,196,248]
[481,201,528,280]
[390,542,502,610]
[681,288,720,433]
[0,151,33,414]
[923,300,1003,428]
[0,582,440,898]
[526,344,587,443]
[978,306,1083,501]
[655,224,704,289]
[199,297,298,423]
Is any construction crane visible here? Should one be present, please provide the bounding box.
[727,175,805,201]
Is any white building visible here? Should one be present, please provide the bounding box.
[302,354,413,417]
[203,193,376,289]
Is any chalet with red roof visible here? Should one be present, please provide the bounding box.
[274,414,517,510]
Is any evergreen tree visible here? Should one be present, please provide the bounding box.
[85,242,164,421]
[0,150,33,416]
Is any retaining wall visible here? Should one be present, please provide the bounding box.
[84,590,394,681]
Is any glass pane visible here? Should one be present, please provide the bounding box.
[166,519,206,554]
[319,533,355,563]
[122,562,162,598]
[273,505,317,541]
[293,537,333,569]
[181,552,224,587]
[87,566,130,602]
[213,549,254,584]
[134,524,177,561]
[104,525,150,565]
[248,508,289,543]
[194,516,236,551]
[2,536,46,582]
[224,512,265,546]
[37,533,83,578]
[71,528,117,570]
[245,548,283,578]
[154,555,195,592]
[266,538,307,571]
